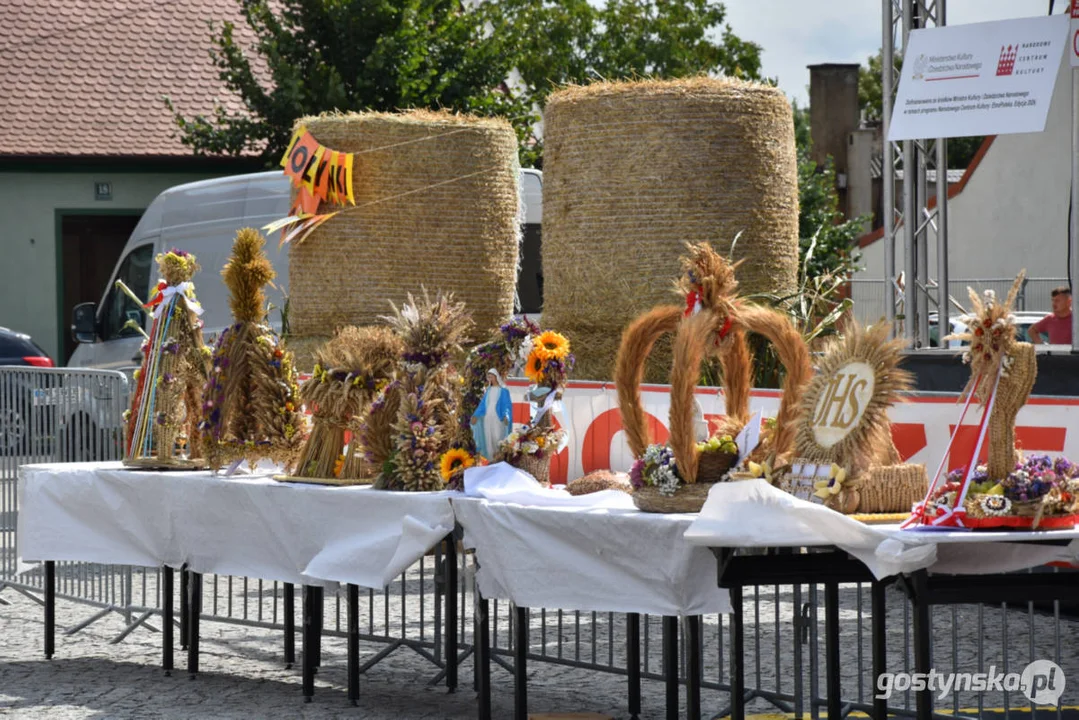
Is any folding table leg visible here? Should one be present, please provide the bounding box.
[313,585,323,669]
[514,606,528,720]
[187,571,202,679]
[686,616,702,720]
[872,581,888,720]
[162,566,173,675]
[911,572,933,720]
[347,584,359,706]
[444,533,458,693]
[44,561,55,660]
[180,564,189,651]
[283,582,295,669]
[730,586,745,720]
[662,615,679,720]
[475,591,491,720]
[626,613,642,720]
[302,585,316,702]
[824,581,841,720]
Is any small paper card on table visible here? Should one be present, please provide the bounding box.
[733,410,763,468]
[783,461,832,505]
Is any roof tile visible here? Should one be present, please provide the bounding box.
[0,0,259,157]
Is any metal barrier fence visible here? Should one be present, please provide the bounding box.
[849,277,1066,331]
[3,366,1078,717]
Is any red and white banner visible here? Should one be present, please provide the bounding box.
[506,380,1079,486]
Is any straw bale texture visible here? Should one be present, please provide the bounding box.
[542,78,800,381]
[988,342,1036,479]
[288,110,520,343]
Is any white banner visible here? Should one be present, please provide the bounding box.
[1071,0,1079,67]
[888,14,1069,141]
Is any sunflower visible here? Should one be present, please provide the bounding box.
[524,350,546,383]
[439,448,475,482]
[534,331,570,361]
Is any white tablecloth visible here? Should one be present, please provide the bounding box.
[18,462,456,589]
[453,495,730,617]
[684,479,1079,579]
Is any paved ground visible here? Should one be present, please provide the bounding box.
[3,567,1078,719]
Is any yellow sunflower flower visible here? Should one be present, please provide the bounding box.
[524,350,546,384]
[534,331,570,361]
[440,448,475,482]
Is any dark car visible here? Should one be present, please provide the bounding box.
[0,327,54,456]
[0,327,54,367]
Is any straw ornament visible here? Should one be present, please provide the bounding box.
[199,229,307,471]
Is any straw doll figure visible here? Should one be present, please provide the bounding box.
[200,229,306,472]
[124,249,211,467]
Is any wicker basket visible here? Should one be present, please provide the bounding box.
[632,482,714,513]
[512,453,551,487]
[696,450,737,483]
[857,463,928,514]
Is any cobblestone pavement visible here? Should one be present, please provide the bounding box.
[4,574,1079,719]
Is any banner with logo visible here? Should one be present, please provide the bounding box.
[888,14,1069,141]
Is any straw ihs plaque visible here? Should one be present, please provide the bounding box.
[795,324,906,470]
[809,361,875,450]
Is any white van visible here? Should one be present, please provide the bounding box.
[69,169,544,373]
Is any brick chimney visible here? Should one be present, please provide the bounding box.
[808,63,861,217]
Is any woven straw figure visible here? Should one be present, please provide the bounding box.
[124,250,211,467]
[947,274,1038,480]
[616,242,812,495]
[375,290,472,491]
[292,326,402,481]
[199,230,306,471]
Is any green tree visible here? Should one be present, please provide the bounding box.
[168,0,763,167]
[792,102,866,281]
[858,50,982,168]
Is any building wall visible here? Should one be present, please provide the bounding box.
[855,48,1073,304]
[0,170,230,362]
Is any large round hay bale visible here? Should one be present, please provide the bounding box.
[542,77,799,381]
[288,110,520,352]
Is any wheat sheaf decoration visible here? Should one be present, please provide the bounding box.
[794,321,912,472]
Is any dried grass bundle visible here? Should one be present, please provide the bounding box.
[381,290,472,491]
[669,311,715,483]
[293,325,402,479]
[201,230,306,471]
[614,305,683,458]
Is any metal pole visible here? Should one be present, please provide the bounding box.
[883,0,897,336]
[902,0,919,348]
[936,0,950,348]
[1071,62,1079,351]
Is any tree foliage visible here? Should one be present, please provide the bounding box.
[168,0,763,167]
[792,103,866,281]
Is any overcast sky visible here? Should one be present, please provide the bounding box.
[722,0,1060,107]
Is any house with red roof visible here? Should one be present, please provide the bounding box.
[0,0,259,362]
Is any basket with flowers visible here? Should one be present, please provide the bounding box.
[495,330,574,484]
[925,457,1079,530]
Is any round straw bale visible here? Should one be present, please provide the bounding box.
[288,110,521,343]
[541,77,799,381]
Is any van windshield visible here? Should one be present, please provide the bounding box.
[101,244,154,340]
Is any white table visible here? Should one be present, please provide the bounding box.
[684,479,1079,720]
[453,486,729,720]
[17,461,459,700]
